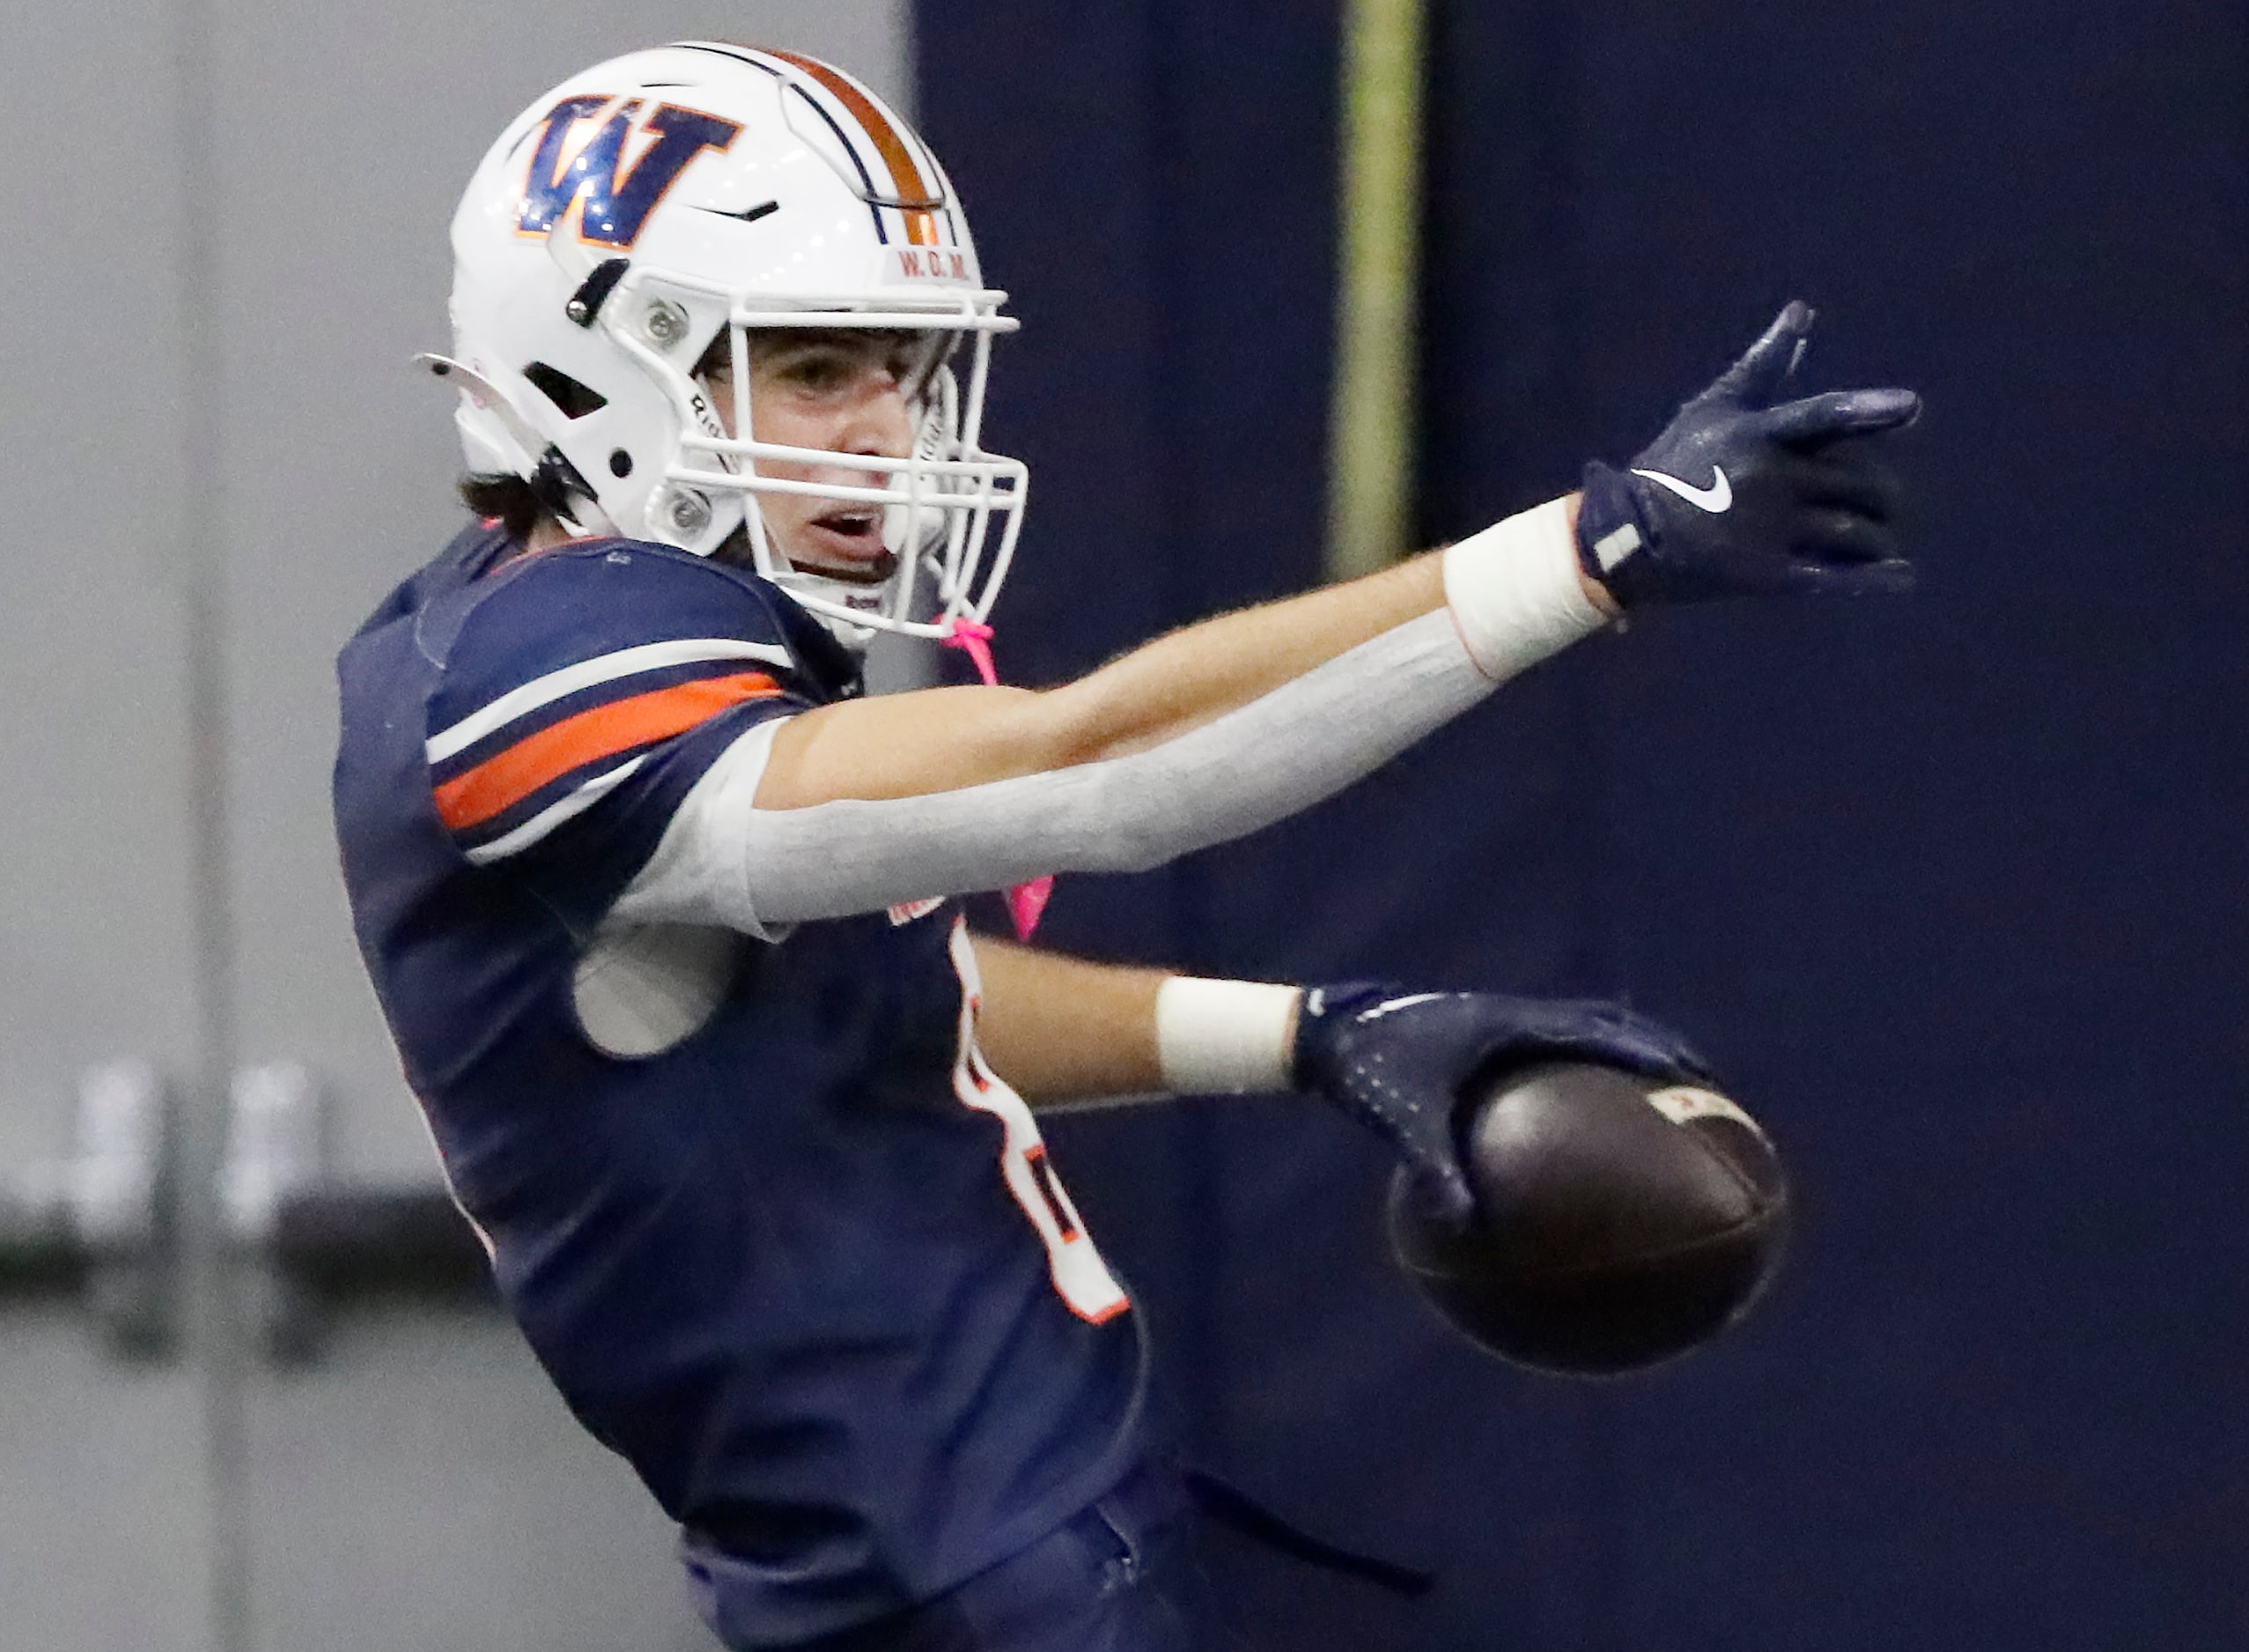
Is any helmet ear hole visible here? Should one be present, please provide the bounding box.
[523,362,609,420]
[609,450,634,478]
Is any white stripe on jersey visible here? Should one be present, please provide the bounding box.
[461,755,651,865]
[428,639,792,763]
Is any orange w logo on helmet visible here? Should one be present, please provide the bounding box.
[516,95,741,250]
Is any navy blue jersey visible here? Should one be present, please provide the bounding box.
[333,525,1147,1646]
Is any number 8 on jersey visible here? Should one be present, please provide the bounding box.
[947,920,1130,1324]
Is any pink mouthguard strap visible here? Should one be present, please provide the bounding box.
[939,618,1054,940]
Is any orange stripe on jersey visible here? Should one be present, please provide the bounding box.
[766,49,943,245]
[433,671,781,831]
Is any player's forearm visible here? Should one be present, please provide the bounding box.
[1041,553,1445,764]
[974,938,1313,1113]
[756,494,1605,811]
[730,610,1501,925]
[1044,493,1608,764]
[752,559,1445,810]
[970,937,1169,1104]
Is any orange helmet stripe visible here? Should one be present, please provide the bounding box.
[766,49,943,246]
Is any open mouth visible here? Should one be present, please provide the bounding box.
[797,507,898,584]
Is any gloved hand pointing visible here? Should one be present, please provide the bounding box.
[1576,301,1919,607]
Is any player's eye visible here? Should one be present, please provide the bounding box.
[779,348,860,391]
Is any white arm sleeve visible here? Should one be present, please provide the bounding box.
[609,499,1605,935]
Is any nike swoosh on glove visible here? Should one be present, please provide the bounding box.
[1577,300,1921,607]
[1292,983,1713,1228]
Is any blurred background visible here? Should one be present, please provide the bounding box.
[1,2,2244,1649]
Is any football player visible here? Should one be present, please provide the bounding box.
[333,42,1918,1652]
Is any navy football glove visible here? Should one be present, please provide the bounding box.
[1293,983,1712,1227]
[1577,301,1919,607]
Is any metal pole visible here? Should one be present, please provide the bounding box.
[1325,0,1426,582]
[168,0,251,1644]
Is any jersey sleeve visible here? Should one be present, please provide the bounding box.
[424,545,814,923]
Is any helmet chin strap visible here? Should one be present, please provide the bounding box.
[882,493,947,562]
[772,567,889,655]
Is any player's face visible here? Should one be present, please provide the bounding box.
[704,330,924,583]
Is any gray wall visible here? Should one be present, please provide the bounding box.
[0,5,908,1649]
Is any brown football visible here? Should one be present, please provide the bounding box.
[1388,1061,1792,1375]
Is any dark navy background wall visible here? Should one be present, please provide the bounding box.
[919,4,2249,1648]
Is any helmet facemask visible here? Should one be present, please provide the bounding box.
[603,275,1027,644]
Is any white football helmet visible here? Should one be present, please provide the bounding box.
[436,42,1026,640]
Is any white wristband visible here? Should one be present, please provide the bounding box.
[1155,976,1301,1095]
[1441,495,1610,680]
